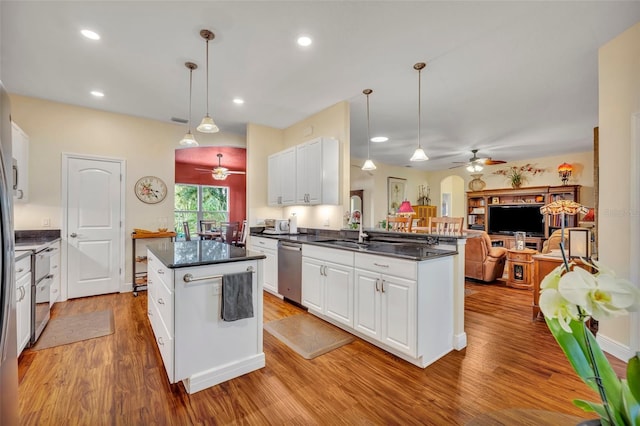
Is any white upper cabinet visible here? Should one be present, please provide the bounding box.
[267,147,296,206]
[268,137,339,207]
[11,122,29,202]
[295,137,339,205]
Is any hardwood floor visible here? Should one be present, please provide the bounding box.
[17,281,627,425]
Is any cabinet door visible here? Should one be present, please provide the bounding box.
[262,248,278,294]
[16,272,32,354]
[380,275,417,356]
[301,257,323,312]
[324,262,354,327]
[267,153,281,206]
[295,142,311,204]
[304,139,323,204]
[11,122,29,202]
[353,270,381,341]
[49,250,61,306]
[279,148,296,205]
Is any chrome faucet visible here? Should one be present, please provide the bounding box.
[358,221,368,243]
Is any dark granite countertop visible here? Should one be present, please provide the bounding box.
[15,229,61,252]
[147,240,266,269]
[250,232,457,261]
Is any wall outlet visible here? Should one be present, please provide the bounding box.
[323,218,330,227]
[42,217,51,227]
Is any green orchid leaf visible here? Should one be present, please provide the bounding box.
[628,353,640,403]
[621,379,640,426]
[573,398,598,412]
[546,318,595,387]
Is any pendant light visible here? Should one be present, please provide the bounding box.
[361,89,376,171]
[179,62,199,147]
[410,62,429,162]
[196,29,219,133]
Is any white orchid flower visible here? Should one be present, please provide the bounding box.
[539,288,580,332]
[540,264,566,290]
[558,267,640,322]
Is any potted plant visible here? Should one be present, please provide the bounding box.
[539,258,640,425]
[494,164,545,188]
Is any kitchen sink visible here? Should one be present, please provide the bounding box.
[318,239,369,250]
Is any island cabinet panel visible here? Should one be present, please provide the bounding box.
[302,245,354,328]
[379,275,416,355]
[147,249,264,394]
[248,236,278,295]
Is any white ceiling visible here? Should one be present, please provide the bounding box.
[2,1,640,171]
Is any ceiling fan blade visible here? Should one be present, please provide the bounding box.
[195,168,213,172]
[485,159,506,165]
[226,170,246,175]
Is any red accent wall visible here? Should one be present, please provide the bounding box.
[174,147,246,224]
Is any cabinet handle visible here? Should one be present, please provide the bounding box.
[16,189,23,199]
[70,233,78,238]
[373,262,389,268]
[16,268,24,273]
[12,163,18,190]
[381,280,386,293]
[157,269,164,275]
[52,265,58,269]
[259,241,265,245]
[374,279,380,292]
[158,337,164,346]
[52,289,58,294]
[148,310,152,316]
[16,286,24,302]
[157,298,164,305]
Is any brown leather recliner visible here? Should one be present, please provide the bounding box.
[465,231,508,282]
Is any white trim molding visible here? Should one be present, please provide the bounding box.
[631,112,640,354]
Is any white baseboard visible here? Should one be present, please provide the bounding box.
[182,353,266,394]
[453,332,467,350]
[597,334,633,363]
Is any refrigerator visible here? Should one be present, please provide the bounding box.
[0,81,19,424]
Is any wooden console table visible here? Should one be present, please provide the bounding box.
[532,254,593,321]
[506,248,537,290]
[131,231,176,296]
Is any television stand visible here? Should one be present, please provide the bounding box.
[489,235,543,251]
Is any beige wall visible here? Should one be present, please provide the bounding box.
[247,101,351,230]
[350,158,429,227]
[598,21,640,350]
[10,94,244,285]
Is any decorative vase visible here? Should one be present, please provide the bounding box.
[468,174,486,192]
[511,181,522,189]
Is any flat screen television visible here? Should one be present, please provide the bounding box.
[488,204,545,237]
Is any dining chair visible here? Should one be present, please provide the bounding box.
[219,221,240,245]
[386,216,412,232]
[199,220,219,240]
[234,220,248,247]
[427,216,464,236]
[182,221,191,241]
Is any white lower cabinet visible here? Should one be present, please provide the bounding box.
[354,264,417,357]
[302,245,354,328]
[249,236,278,294]
[15,255,31,355]
[49,242,61,306]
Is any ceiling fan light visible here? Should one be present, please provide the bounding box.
[179,131,198,147]
[197,115,219,133]
[410,147,429,162]
[212,171,227,180]
[466,163,483,172]
[362,159,377,171]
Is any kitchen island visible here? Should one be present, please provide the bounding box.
[146,240,266,394]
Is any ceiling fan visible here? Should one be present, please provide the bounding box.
[196,153,246,180]
[451,149,506,171]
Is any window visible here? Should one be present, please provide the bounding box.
[175,184,229,238]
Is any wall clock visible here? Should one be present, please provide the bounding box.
[134,176,167,204]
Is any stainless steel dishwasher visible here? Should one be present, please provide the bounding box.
[277,241,302,304]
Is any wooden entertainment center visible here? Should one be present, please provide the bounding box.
[467,185,581,251]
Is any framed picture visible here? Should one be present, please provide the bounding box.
[492,196,500,204]
[387,177,407,214]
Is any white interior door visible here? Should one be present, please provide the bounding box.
[64,155,123,299]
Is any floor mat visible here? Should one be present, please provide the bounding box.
[264,313,355,359]
[32,310,115,351]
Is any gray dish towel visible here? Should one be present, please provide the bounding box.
[221,271,254,322]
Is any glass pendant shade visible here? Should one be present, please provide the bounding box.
[466,163,483,172]
[179,130,198,147]
[362,159,377,171]
[410,147,428,162]
[197,115,219,133]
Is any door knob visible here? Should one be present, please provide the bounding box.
[70,233,78,238]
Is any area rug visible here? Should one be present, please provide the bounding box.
[264,314,355,359]
[32,310,115,351]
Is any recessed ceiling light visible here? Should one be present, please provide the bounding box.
[233,98,244,105]
[81,29,100,40]
[297,36,312,47]
[371,136,388,143]
[90,90,104,97]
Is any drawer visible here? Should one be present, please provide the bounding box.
[15,256,31,280]
[249,236,278,250]
[355,253,417,280]
[149,297,174,382]
[508,252,534,262]
[155,278,174,337]
[147,250,174,290]
[302,244,354,267]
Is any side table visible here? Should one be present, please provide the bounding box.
[506,248,537,290]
